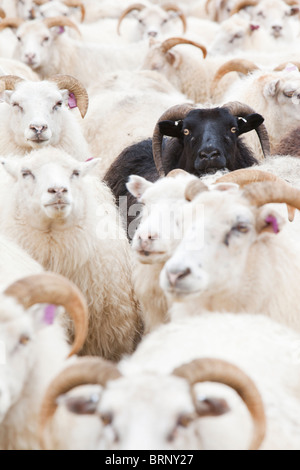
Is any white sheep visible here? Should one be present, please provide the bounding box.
[0,74,91,160]
[0,57,39,80]
[0,16,149,87]
[0,271,95,450]
[40,312,300,449]
[159,177,300,332]
[0,148,143,360]
[126,170,197,333]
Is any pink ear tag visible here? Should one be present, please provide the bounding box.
[68,93,77,109]
[58,26,65,34]
[250,24,260,31]
[265,215,279,234]
[43,304,57,325]
[284,63,298,73]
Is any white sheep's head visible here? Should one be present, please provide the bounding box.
[0,273,88,423]
[160,177,298,301]
[231,0,299,41]
[39,357,265,450]
[0,75,88,150]
[35,0,85,22]
[16,0,36,20]
[126,171,197,264]
[1,149,100,226]
[117,3,187,41]
[0,17,80,70]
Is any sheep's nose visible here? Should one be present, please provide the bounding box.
[138,233,158,251]
[272,25,282,33]
[48,187,68,194]
[199,149,221,160]
[30,124,48,135]
[167,268,191,287]
[25,52,36,61]
[148,31,158,37]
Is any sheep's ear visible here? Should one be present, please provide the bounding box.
[264,79,280,98]
[195,396,231,417]
[159,119,183,138]
[166,51,178,66]
[0,159,19,180]
[237,113,264,135]
[60,89,79,111]
[57,390,101,415]
[126,175,153,199]
[256,207,285,235]
[79,158,101,176]
[0,91,13,105]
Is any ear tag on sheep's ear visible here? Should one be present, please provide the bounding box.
[284,63,298,73]
[58,26,65,34]
[250,24,260,31]
[43,304,57,325]
[68,93,77,109]
[265,215,279,234]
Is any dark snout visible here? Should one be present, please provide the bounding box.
[194,146,227,172]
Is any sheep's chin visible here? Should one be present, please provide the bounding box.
[136,252,169,265]
[43,204,72,220]
[27,139,50,149]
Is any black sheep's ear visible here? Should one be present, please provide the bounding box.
[237,113,264,136]
[158,119,183,138]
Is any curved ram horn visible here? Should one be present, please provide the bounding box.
[0,17,24,32]
[160,37,207,58]
[162,4,187,33]
[273,62,300,72]
[152,103,195,177]
[43,16,81,37]
[63,0,86,22]
[230,0,259,16]
[243,180,300,213]
[34,0,49,4]
[0,7,6,19]
[221,101,270,157]
[117,3,146,35]
[39,357,121,448]
[216,169,296,221]
[0,75,24,92]
[48,74,88,118]
[210,59,259,97]
[173,357,266,450]
[4,272,89,357]
[184,179,208,201]
[166,169,190,178]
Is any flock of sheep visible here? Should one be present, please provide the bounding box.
[1,0,300,451]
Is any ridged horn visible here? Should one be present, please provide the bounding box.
[216,169,296,221]
[162,4,187,33]
[117,3,145,35]
[34,0,49,4]
[39,357,121,448]
[221,101,270,157]
[152,103,195,177]
[160,37,207,58]
[63,0,86,22]
[0,75,24,92]
[274,62,300,72]
[43,16,81,37]
[4,273,89,357]
[48,74,88,118]
[173,358,266,450]
[0,17,24,32]
[230,0,259,16]
[243,181,300,213]
[211,59,259,96]
[184,179,208,201]
[0,7,6,19]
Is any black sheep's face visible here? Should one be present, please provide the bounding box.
[159,108,264,175]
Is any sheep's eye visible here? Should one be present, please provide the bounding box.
[43,36,50,43]
[22,169,34,179]
[53,101,63,110]
[231,127,237,133]
[234,223,249,233]
[183,129,190,136]
[19,334,30,345]
[283,90,295,98]
[72,170,80,178]
[257,11,265,17]
[100,413,113,426]
[13,103,23,111]
[17,36,22,42]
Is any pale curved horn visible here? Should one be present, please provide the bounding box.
[184,179,208,201]
[221,101,270,157]
[48,74,88,118]
[63,0,86,22]
[160,37,207,58]
[34,0,49,5]
[162,4,187,33]
[230,0,259,16]
[243,181,300,212]
[216,169,296,221]
[173,358,266,450]
[43,16,81,37]
[39,357,121,448]
[152,103,195,177]
[274,62,300,72]
[117,3,145,35]
[211,59,259,96]
[0,75,24,92]
[0,17,24,32]
[4,272,89,357]
[166,169,190,178]
[0,7,6,19]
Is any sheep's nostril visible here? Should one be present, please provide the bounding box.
[167,268,191,287]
